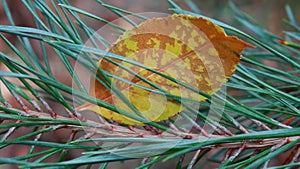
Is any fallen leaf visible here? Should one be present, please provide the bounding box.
[77,14,255,126]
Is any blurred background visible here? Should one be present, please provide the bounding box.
[1,0,300,43]
[0,0,299,168]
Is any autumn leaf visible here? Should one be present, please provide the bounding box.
[77,14,255,126]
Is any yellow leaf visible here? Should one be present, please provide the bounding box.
[77,14,255,126]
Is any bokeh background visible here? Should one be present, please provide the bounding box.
[0,0,299,168]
